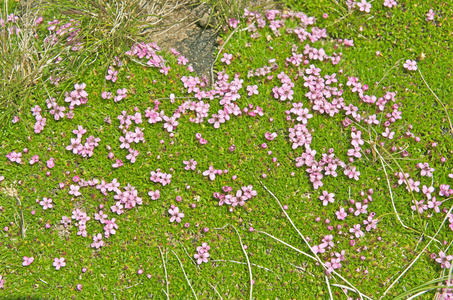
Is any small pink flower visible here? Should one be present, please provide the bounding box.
[183,159,197,171]
[53,257,66,270]
[435,251,453,269]
[221,53,233,65]
[29,155,39,165]
[426,9,435,22]
[148,190,160,200]
[357,0,372,13]
[39,197,53,210]
[383,0,397,8]
[246,85,259,96]
[203,166,217,181]
[46,158,55,168]
[22,256,34,266]
[112,159,123,168]
[69,185,81,197]
[403,59,417,71]
[168,206,184,223]
[264,132,277,141]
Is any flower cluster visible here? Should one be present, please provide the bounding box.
[194,242,210,264]
[64,83,89,116]
[150,169,172,186]
[31,105,46,133]
[45,19,82,50]
[272,71,294,101]
[125,42,170,75]
[112,184,143,214]
[6,151,22,164]
[72,208,91,237]
[65,125,101,157]
[106,66,118,82]
[214,185,257,207]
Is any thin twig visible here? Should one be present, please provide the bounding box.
[326,275,334,300]
[418,68,453,135]
[172,250,198,300]
[179,241,198,267]
[208,282,223,299]
[158,247,169,300]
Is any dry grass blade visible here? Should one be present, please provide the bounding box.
[172,250,198,300]
[380,204,453,299]
[213,224,253,300]
[418,68,453,135]
[158,247,170,300]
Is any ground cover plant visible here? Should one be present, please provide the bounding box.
[1,0,453,299]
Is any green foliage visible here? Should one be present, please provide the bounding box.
[1,0,452,299]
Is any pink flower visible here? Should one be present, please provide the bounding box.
[194,251,210,264]
[46,158,55,168]
[74,83,88,98]
[318,191,335,206]
[148,190,161,200]
[349,224,364,238]
[53,257,66,270]
[91,233,104,249]
[101,91,112,99]
[114,88,127,102]
[203,166,217,181]
[403,59,417,71]
[221,53,233,65]
[357,0,372,13]
[69,185,81,196]
[228,18,239,28]
[382,127,395,139]
[383,0,397,8]
[39,197,53,210]
[435,251,453,269]
[112,159,123,168]
[22,256,34,266]
[344,166,360,180]
[354,202,368,216]
[246,85,259,96]
[29,155,39,165]
[418,162,434,177]
[426,9,435,22]
[264,132,278,141]
[168,206,184,223]
[6,151,22,164]
[183,159,197,170]
[0,275,4,288]
[344,39,354,47]
[73,125,87,138]
[335,207,348,220]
